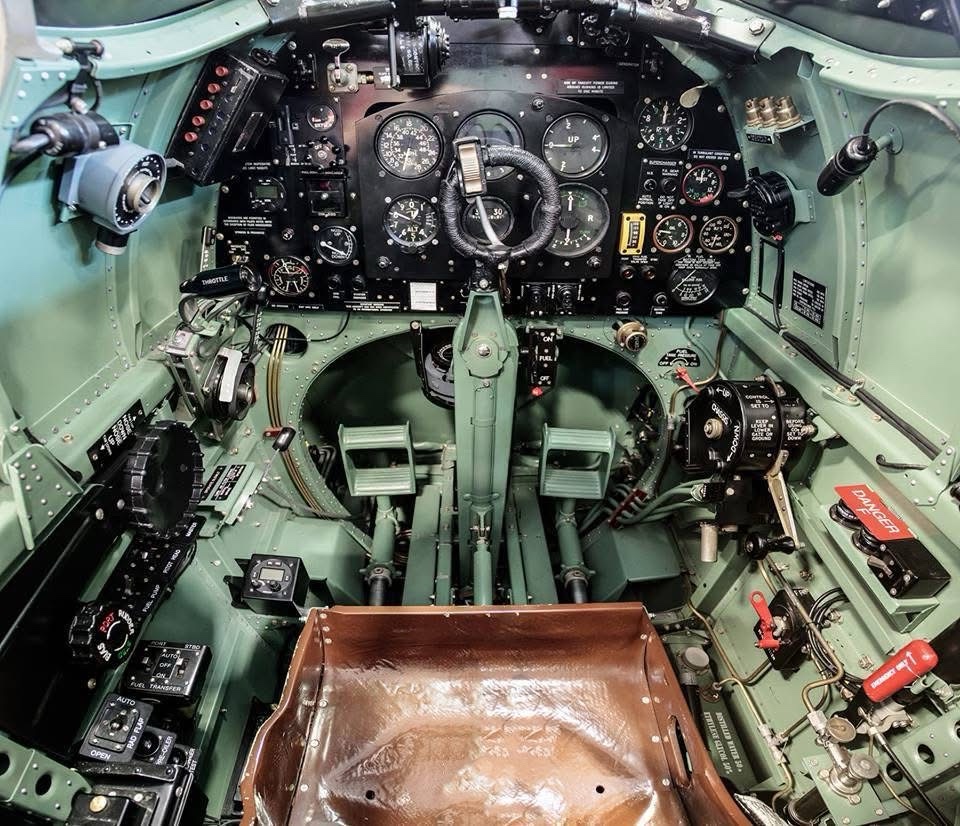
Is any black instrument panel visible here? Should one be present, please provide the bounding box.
[210,18,750,317]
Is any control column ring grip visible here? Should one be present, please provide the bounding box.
[440,144,560,266]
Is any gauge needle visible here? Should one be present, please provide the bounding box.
[564,228,571,243]
[403,147,414,170]
[319,241,347,257]
[566,193,574,210]
[676,273,693,287]
[662,102,669,124]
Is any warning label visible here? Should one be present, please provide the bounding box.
[834,484,914,541]
[790,271,827,328]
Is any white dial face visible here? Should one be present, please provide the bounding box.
[376,114,443,179]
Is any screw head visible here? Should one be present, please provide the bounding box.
[476,343,492,357]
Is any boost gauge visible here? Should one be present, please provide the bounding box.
[652,214,694,253]
[315,226,357,266]
[682,164,724,205]
[638,98,694,152]
[534,184,610,258]
[376,114,443,179]
[268,257,311,296]
[542,114,609,178]
[699,216,738,253]
[385,195,439,250]
[667,268,719,306]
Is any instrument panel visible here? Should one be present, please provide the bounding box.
[209,19,750,316]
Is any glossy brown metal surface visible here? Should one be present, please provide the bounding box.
[241,604,749,826]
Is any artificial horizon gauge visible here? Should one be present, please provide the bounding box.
[699,215,739,253]
[534,184,610,258]
[667,267,719,306]
[652,214,694,253]
[267,257,311,296]
[385,195,439,249]
[307,104,337,131]
[454,112,524,180]
[682,164,724,204]
[375,113,443,179]
[542,114,609,178]
[461,197,514,243]
[638,97,694,152]
[315,226,357,265]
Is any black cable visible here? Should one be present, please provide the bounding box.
[307,310,351,342]
[782,331,939,460]
[771,239,786,331]
[0,146,44,201]
[861,99,960,150]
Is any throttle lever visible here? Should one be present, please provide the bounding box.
[749,590,781,650]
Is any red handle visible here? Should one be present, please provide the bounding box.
[750,591,781,650]
[863,640,938,702]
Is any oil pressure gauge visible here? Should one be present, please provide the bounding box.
[667,267,719,306]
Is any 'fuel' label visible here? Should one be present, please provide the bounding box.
[834,484,914,541]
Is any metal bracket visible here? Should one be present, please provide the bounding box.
[0,731,89,821]
[326,62,361,93]
[765,450,800,546]
[5,444,83,549]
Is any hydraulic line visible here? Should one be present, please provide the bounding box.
[687,601,794,803]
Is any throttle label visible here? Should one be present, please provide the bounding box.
[835,484,914,541]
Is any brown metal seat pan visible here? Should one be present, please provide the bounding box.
[240,604,749,826]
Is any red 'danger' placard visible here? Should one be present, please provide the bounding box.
[834,484,914,541]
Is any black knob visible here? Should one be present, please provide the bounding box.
[642,178,657,193]
[351,275,366,291]
[661,178,678,195]
[308,138,340,169]
[67,602,138,667]
[614,290,632,310]
[744,533,796,560]
[557,286,575,312]
[527,286,547,315]
[587,255,602,270]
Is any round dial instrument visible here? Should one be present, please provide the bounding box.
[667,268,719,306]
[307,104,337,131]
[461,197,514,243]
[455,112,524,180]
[638,98,694,152]
[699,216,738,253]
[385,195,439,249]
[268,257,311,296]
[652,214,694,253]
[682,164,724,205]
[315,226,357,265]
[376,114,443,179]
[542,114,609,178]
[534,184,610,258]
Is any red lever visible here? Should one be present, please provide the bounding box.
[749,590,781,650]
[676,366,699,393]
